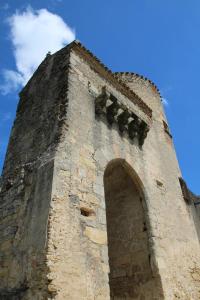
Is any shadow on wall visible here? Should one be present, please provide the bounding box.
[104,159,164,300]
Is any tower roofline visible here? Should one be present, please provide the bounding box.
[114,72,161,98]
[67,40,152,118]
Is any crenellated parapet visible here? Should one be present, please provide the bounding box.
[95,87,149,147]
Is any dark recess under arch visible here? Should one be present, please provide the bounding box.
[104,159,163,299]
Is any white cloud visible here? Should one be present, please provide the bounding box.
[0,3,9,10]
[160,86,172,107]
[162,97,169,106]
[0,70,24,95]
[1,112,12,122]
[0,7,75,94]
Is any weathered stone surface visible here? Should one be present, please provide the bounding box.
[0,40,200,299]
[84,227,107,245]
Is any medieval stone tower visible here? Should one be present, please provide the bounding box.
[0,40,200,300]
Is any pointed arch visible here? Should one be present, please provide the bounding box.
[104,158,163,299]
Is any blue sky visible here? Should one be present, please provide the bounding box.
[0,0,199,194]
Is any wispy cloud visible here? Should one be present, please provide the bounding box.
[0,70,24,95]
[160,86,173,107]
[161,97,169,106]
[0,7,75,95]
[1,112,12,122]
[1,3,9,10]
[51,0,63,3]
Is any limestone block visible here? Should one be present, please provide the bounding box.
[84,226,107,245]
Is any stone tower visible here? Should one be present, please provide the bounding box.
[0,40,200,300]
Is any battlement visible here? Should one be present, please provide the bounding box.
[114,71,161,100]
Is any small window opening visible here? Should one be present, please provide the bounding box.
[80,207,95,217]
[156,180,163,187]
[143,222,147,232]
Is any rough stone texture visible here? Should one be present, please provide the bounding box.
[104,161,163,299]
[0,40,200,299]
[0,46,70,299]
[188,191,200,242]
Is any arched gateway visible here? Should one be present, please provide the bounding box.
[104,159,162,299]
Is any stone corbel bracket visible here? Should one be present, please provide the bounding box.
[95,87,150,147]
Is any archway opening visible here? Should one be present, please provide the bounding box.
[104,159,159,299]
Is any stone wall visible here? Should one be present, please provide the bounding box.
[0,47,70,299]
[189,191,200,242]
[45,45,200,299]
